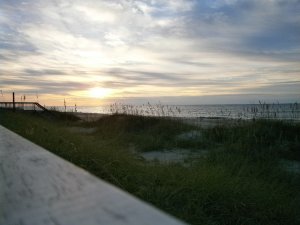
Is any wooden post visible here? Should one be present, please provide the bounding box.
[13,92,15,111]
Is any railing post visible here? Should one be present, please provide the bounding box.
[13,92,15,111]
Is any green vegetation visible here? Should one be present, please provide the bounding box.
[0,110,299,225]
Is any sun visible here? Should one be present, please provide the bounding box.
[89,87,112,98]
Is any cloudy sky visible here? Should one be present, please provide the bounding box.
[0,0,299,105]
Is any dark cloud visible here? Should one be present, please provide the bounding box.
[0,78,88,94]
[0,55,11,61]
[100,68,265,89]
[239,81,300,94]
[23,69,67,76]
[106,68,182,82]
[185,0,300,60]
[245,22,300,51]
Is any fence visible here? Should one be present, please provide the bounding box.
[0,102,48,112]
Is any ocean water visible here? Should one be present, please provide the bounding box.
[56,103,300,120]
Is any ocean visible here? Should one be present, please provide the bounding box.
[56,103,300,120]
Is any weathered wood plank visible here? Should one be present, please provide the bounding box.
[0,125,186,225]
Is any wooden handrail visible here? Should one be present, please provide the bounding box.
[0,125,186,225]
[0,102,49,112]
[34,103,48,111]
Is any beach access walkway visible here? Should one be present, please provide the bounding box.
[0,125,185,225]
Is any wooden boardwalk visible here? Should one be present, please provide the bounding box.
[0,125,186,225]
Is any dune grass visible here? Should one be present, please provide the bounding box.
[0,110,299,225]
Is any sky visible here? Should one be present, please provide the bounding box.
[0,0,299,106]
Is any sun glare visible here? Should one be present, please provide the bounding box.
[89,87,112,98]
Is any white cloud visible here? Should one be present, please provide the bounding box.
[74,5,117,23]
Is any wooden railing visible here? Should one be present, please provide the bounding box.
[0,102,48,112]
[0,125,186,225]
